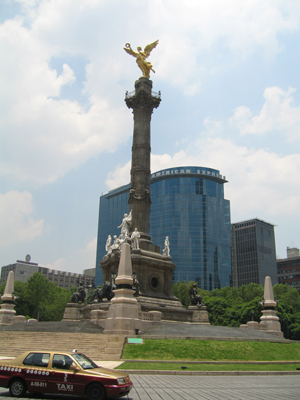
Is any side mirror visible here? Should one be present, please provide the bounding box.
[70,365,80,372]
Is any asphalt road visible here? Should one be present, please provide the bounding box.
[0,375,299,400]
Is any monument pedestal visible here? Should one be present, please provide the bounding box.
[90,302,110,326]
[62,303,85,321]
[103,244,142,335]
[0,303,16,325]
[246,321,260,330]
[188,305,210,324]
[104,288,141,335]
[260,309,283,337]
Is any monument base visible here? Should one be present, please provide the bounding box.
[103,288,141,335]
[188,305,210,324]
[62,303,85,321]
[260,309,284,338]
[0,303,16,325]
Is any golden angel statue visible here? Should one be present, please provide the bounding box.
[124,40,159,79]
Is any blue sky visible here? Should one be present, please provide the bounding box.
[0,0,299,274]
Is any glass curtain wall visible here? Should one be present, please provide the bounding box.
[95,167,231,289]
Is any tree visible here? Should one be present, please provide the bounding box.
[273,284,300,312]
[240,298,263,325]
[239,283,264,303]
[14,280,30,317]
[172,281,189,308]
[204,297,228,325]
[0,282,5,303]
[26,273,51,319]
[0,273,73,321]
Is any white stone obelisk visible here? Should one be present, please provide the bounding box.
[260,276,283,337]
[104,243,141,334]
[0,271,16,325]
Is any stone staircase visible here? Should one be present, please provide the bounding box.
[0,332,125,361]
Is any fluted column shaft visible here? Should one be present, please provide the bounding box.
[125,77,160,238]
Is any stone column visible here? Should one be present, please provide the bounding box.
[125,77,161,240]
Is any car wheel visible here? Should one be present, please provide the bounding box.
[86,383,106,400]
[9,379,27,397]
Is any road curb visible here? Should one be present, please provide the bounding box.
[119,369,300,376]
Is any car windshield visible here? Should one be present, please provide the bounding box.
[72,353,98,370]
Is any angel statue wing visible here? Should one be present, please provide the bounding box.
[143,40,159,58]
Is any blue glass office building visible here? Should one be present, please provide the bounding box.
[95,166,232,290]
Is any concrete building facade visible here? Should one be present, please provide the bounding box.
[231,218,277,287]
[277,247,300,293]
[0,259,95,290]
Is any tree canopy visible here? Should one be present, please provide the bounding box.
[0,273,73,321]
[172,281,300,340]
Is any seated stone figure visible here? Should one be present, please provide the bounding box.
[71,282,86,303]
[190,284,202,306]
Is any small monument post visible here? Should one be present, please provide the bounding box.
[260,276,283,337]
[0,271,16,325]
[104,243,141,334]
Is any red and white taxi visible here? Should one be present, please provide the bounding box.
[0,350,132,399]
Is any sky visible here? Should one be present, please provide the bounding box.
[0,0,299,275]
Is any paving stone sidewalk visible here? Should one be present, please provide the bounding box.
[0,375,299,399]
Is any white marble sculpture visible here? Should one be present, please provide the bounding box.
[111,235,121,250]
[163,236,170,257]
[105,235,112,254]
[117,210,132,241]
[131,228,140,249]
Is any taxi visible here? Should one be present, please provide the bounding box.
[0,350,132,399]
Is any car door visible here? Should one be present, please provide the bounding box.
[22,352,50,393]
[48,354,85,396]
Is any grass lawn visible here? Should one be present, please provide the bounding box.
[120,339,300,371]
[122,339,300,361]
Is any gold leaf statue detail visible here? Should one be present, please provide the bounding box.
[124,40,159,79]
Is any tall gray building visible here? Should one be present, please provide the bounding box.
[231,218,277,287]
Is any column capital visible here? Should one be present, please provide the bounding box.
[125,77,161,112]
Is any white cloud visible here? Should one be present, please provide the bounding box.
[0,18,131,184]
[106,136,299,221]
[80,237,97,268]
[229,87,300,141]
[41,258,68,272]
[40,238,97,273]
[196,138,300,219]
[0,191,44,246]
[106,161,131,191]
[0,2,298,185]
[151,0,299,92]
